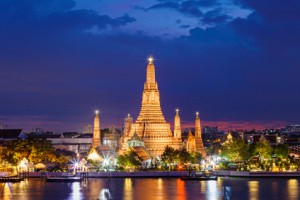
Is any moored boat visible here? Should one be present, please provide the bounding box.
[180,176,218,181]
[46,176,82,182]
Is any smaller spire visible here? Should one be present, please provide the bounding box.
[196,111,199,118]
[176,108,179,115]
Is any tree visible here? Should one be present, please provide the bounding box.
[254,141,272,160]
[161,146,177,170]
[117,148,141,170]
[221,138,250,162]
[176,148,191,165]
[273,144,289,159]
[2,138,63,165]
[190,152,202,164]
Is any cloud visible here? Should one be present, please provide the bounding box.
[148,1,203,18]
[201,8,231,24]
[157,0,218,8]
[0,0,135,34]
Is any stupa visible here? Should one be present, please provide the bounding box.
[87,110,102,161]
[195,112,206,157]
[121,56,182,156]
[92,110,101,147]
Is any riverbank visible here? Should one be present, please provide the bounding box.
[214,170,300,178]
[16,171,300,178]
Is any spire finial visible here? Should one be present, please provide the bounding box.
[148,55,154,64]
[176,108,179,115]
[196,111,199,118]
[95,110,99,115]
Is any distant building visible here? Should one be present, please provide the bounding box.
[252,134,278,146]
[102,128,121,152]
[203,126,218,135]
[0,129,22,141]
[83,125,93,134]
[282,124,300,134]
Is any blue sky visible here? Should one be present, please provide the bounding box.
[0,0,299,132]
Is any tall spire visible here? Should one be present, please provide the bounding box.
[146,55,156,85]
[136,55,166,123]
[195,112,206,157]
[174,109,181,138]
[195,112,201,138]
[124,113,133,137]
[93,110,101,147]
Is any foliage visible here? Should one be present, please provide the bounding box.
[176,148,191,165]
[2,138,71,165]
[221,138,250,162]
[161,146,177,169]
[206,142,222,156]
[253,141,273,160]
[190,152,202,164]
[117,148,141,170]
[273,144,289,158]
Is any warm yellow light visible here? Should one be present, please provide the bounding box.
[176,109,179,114]
[148,56,154,64]
[95,110,99,115]
[88,151,101,161]
[196,112,199,117]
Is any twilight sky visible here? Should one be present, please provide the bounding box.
[0,0,299,132]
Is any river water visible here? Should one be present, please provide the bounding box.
[0,177,299,200]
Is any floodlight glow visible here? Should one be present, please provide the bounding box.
[148,56,154,64]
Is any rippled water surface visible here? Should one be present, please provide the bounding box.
[0,177,299,200]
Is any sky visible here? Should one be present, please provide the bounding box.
[0,0,299,132]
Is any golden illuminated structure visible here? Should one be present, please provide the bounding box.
[87,147,102,161]
[120,56,182,156]
[174,109,181,138]
[92,110,101,147]
[195,112,206,157]
[186,130,196,152]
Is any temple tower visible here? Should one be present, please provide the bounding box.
[186,130,196,152]
[174,109,181,138]
[92,110,101,147]
[124,114,133,137]
[195,112,206,157]
[121,56,182,156]
[136,56,166,123]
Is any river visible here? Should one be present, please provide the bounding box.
[0,177,299,199]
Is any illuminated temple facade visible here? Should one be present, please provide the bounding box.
[120,57,182,156]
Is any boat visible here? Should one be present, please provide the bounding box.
[0,176,24,182]
[46,176,82,182]
[180,176,218,181]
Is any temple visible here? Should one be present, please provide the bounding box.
[195,112,206,157]
[92,110,101,147]
[120,56,182,156]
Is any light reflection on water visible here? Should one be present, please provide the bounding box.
[68,182,82,200]
[0,177,299,199]
[206,180,219,200]
[287,179,298,200]
[176,178,186,200]
[99,188,112,200]
[124,178,132,200]
[248,181,259,200]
